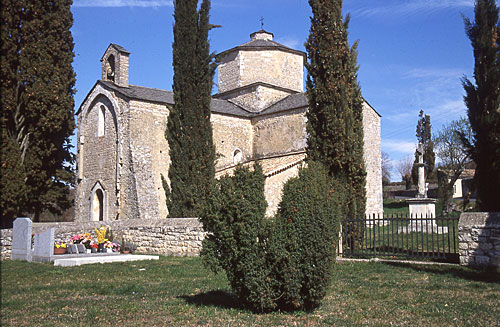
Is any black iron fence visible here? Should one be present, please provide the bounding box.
[341,214,459,263]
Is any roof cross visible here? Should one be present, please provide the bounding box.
[260,16,264,29]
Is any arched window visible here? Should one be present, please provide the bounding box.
[98,105,105,137]
[106,55,115,82]
[233,148,243,164]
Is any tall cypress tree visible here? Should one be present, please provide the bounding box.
[305,0,366,218]
[412,110,435,184]
[166,0,216,217]
[463,0,500,211]
[1,0,75,225]
[0,127,27,228]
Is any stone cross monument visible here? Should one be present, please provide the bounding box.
[416,143,426,198]
[404,143,445,234]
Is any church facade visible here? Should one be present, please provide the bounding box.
[75,30,383,222]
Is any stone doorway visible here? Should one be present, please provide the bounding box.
[91,183,106,221]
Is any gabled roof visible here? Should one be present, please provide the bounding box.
[78,80,380,120]
[109,43,130,54]
[100,43,130,61]
[78,80,255,118]
[259,93,308,116]
[362,98,382,117]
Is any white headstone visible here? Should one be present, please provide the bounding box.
[11,218,32,261]
[33,228,54,261]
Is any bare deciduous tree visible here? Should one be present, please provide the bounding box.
[382,152,392,185]
[434,117,473,214]
[396,156,414,190]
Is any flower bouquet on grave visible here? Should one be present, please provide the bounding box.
[103,240,114,253]
[54,242,67,255]
[94,226,107,252]
[80,233,93,249]
[69,233,82,244]
[90,241,99,253]
[111,242,120,253]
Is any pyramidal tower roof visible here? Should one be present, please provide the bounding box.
[217,30,305,58]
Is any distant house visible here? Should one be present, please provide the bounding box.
[451,168,475,199]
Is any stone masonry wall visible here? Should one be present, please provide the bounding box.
[458,212,500,267]
[115,94,139,221]
[76,92,119,222]
[362,102,383,216]
[128,100,170,219]
[218,49,303,94]
[212,113,253,169]
[218,51,240,93]
[263,156,305,216]
[1,218,204,260]
[253,108,307,159]
[239,50,303,93]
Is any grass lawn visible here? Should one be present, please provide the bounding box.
[1,256,499,326]
[383,198,410,216]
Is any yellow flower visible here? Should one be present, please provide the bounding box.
[94,226,107,243]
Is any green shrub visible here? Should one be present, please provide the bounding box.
[270,161,344,311]
[200,162,343,312]
[200,165,277,311]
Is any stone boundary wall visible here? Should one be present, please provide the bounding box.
[459,212,500,267]
[1,218,204,260]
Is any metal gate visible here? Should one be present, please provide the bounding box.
[340,214,459,263]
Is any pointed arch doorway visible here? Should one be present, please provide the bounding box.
[91,182,106,221]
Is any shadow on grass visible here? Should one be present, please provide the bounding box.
[384,201,408,210]
[179,290,245,310]
[382,261,500,284]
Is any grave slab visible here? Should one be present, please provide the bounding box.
[53,254,159,267]
[32,228,55,262]
[11,218,32,261]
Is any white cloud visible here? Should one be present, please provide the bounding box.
[426,99,467,124]
[383,140,417,155]
[73,0,173,8]
[404,68,467,124]
[352,0,473,19]
[383,111,415,123]
[381,64,467,128]
[275,36,301,50]
[73,0,245,8]
[402,67,464,80]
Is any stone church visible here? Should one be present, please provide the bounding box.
[75,30,383,222]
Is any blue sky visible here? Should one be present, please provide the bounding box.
[71,0,476,180]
